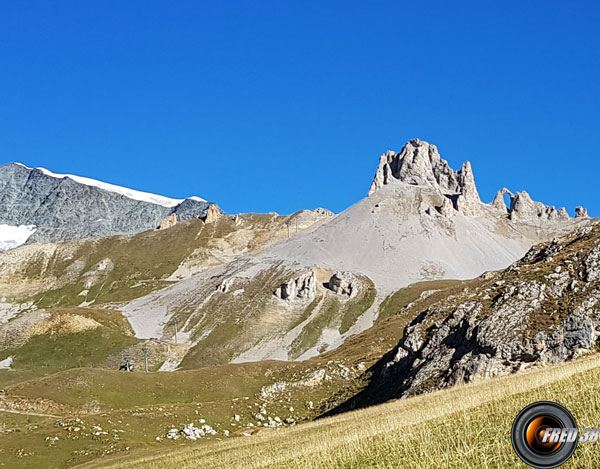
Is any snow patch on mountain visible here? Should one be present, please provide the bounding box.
[14,163,206,207]
[0,224,37,251]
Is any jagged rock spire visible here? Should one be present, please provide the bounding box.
[369,139,484,215]
[455,161,484,216]
[369,139,463,195]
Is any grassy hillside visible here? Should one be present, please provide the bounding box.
[0,356,359,468]
[0,212,320,307]
[3,283,597,469]
[84,353,600,469]
[23,220,206,307]
[0,288,414,469]
[0,308,138,378]
[30,216,284,307]
[2,260,599,468]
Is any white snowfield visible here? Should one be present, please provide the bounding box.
[0,224,36,251]
[14,162,206,207]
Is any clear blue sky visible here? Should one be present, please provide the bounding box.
[1,1,598,215]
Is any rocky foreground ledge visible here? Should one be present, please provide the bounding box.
[381,222,600,397]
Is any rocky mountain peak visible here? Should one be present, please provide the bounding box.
[368,139,484,215]
[369,139,460,195]
[369,140,589,221]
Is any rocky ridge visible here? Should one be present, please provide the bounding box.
[159,214,178,230]
[369,139,587,221]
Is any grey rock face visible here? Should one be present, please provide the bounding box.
[0,163,217,245]
[379,224,600,398]
[576,206,590,218]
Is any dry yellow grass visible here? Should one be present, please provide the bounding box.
[80,353,600,468]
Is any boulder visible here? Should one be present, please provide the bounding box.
[0,356,13,370]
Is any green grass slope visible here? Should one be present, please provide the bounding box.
[0,308,138,381]
[86,354,600,469]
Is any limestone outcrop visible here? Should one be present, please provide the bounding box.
[437,197,456,217]
[491,188,512,212]
[576,207,590,218]
[274,271,317,303]
[369,139,586,221]
[369,139,463,195]
[216,277,235,293]
[289,208,336,231]
[314,208,334,217]
[203,204,222,224]
[368,139,484,216]
[326,271,359,298]
[454,161,484,216]
[159,214,177,230]
[509,191,569,222]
